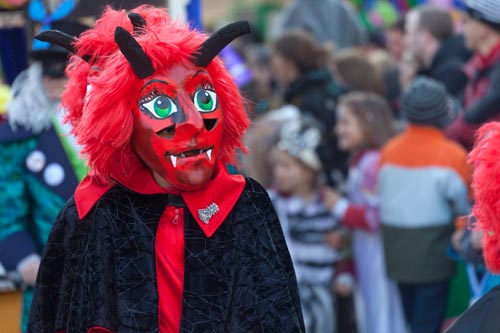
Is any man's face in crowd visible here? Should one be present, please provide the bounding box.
[385,28,405,61]
[463,13,487,51]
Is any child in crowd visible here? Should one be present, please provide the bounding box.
[267,117,343,333]
[324,92,407,333]
[379,77,471,333]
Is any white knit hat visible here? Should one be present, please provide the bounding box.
[465,0,500,31]
[277,117,323,172]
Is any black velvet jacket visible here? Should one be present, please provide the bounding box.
[27,178,305,333]
[445,284,500,333]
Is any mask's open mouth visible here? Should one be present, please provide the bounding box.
[165,146,213,167]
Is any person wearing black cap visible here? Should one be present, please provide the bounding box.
[0,19,87,332]
[446,0,500,151]
[379,77,472,333]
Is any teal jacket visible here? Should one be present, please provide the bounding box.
[0,121,81,332]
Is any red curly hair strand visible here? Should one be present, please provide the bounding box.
[469,122,500,274]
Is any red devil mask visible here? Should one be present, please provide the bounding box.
[131,62,223,191]
[112,19,250,191]
[35,14,250,191]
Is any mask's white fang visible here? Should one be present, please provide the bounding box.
[207,149,212,160]
[170,155,177,167]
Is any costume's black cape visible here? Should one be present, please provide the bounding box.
[27,178,305,332]
[445,284,500,333]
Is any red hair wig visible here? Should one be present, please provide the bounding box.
[61,6,249,184]
[469,122,500,273]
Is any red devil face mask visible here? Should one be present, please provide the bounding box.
[131,62,223,191]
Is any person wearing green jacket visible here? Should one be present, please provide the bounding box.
[0,20,87,332]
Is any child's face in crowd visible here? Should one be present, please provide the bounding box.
[336,106,365,152]
[270,149,315,196]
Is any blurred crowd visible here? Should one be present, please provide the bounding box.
[1,0,500,333]
[235,0,500,333]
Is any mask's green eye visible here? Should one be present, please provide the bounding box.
[141,95,177,119]
[194,89,217,112]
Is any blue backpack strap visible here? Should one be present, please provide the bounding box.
[466,263,499,305]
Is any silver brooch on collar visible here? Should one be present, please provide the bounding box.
[198,203,219,224]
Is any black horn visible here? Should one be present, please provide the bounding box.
[35,30,91,62]
[114,26,154,79]
[35,30,76,53]
[192,21,251,68]
[128,12,147,34]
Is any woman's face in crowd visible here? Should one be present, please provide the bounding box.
[336,106,365,152]
[269,149,315,196]
[270,51,297,90]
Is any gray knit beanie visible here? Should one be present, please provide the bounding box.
[401,77,457,128]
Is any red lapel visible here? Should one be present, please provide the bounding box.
[75,176,113,220]
[74,162,245,238]
[181,165,245,238]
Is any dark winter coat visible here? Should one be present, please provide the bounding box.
[27,178,305,333]
[445,284,500,333]
[284,69,348,182]
[418,36,470,98]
